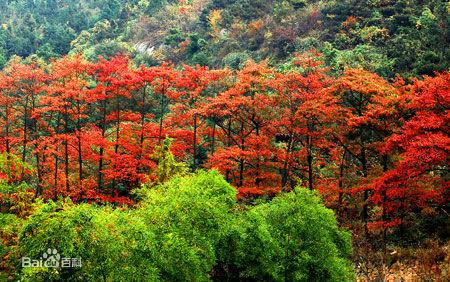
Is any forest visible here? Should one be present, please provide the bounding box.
[0,0,449,281]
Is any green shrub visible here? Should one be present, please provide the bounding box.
[18,200,159,281]
[135,170,236,281]
[15,172,354,281]
[17,171,236,281]
[0,213,23,280]
[217,188,355,281]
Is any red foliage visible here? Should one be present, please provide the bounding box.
[0,53,447,232]
[368,73,449,225]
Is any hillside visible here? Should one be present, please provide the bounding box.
[0,0,449,76]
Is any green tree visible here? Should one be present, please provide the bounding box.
[150,137,188,186]
[218,188,355,281]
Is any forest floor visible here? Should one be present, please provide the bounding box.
[354,240,449,281]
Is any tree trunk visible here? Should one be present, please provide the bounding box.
[138,86,146,161]
[64,110,69,193]
[307,136,314,190]
[337,151,346,223]
[281,136,293,190]
[35,153,42,196]
[77,134,83,187]
[211,122,216,154]
[382,154,389,254]
[255,125,261,188]
[53,154,59,198]
[158,87,166,144]
[112,98,121,190]
[238,121,245,187]
[98,100,107,190]
[77,101,83,189]
[21,96,29,179]
[225,118,232,182]
[192,113,197,171]
[5,105,10,155]
[361,147,369,235]
[53,115,61,198]
[5,105,12,181]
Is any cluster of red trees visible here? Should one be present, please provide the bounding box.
[0,53,448,231]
